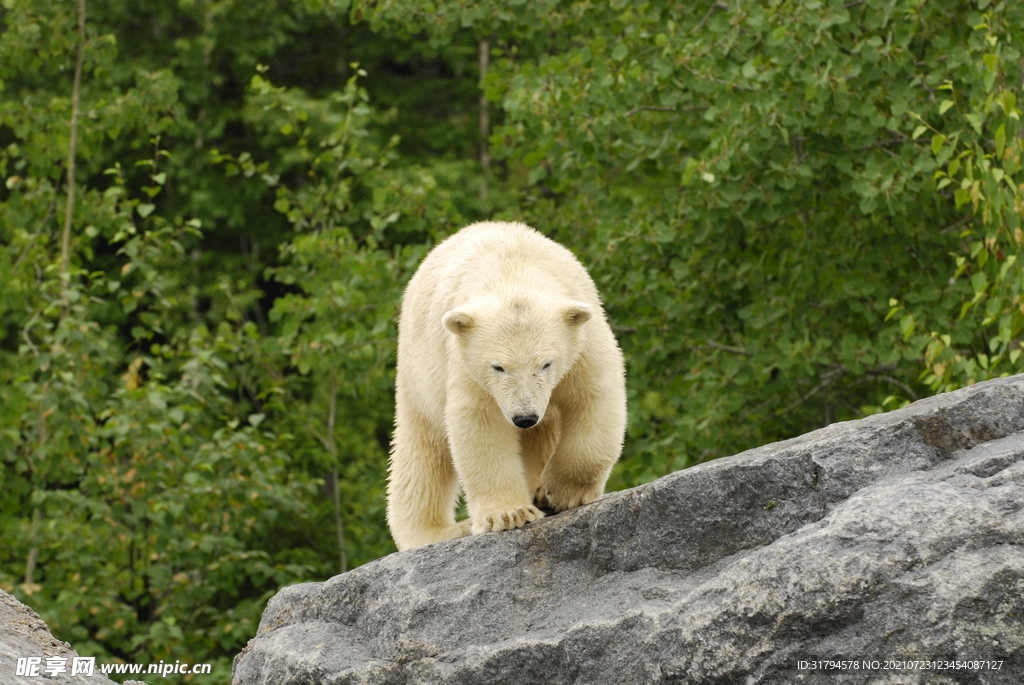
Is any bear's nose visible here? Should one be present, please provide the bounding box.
[513,414,538,429]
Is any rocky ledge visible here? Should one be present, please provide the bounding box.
[0,590,141,685]
[233,375,1024,684]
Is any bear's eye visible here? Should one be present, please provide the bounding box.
[541,361,552,371]
[492,364,505,373]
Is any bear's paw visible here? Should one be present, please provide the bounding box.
[539,479,604,513]
[470,503,545,535]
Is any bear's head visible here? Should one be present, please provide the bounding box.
[442,294,592,429]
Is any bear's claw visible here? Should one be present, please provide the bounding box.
[470,504,545,535]
[538,480,602,513]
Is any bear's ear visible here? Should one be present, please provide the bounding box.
[563,303,592,327]
[442,309,476,334]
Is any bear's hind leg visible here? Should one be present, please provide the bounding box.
[387,410,468,551]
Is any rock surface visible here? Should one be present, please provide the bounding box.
[233,376,1024,684]
[0,589,146,684]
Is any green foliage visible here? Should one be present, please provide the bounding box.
[888,9,1024,392]
[3,0,1024,679]
[428,0,1024,482]
[2,1,488,675]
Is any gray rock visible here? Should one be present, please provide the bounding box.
[0,589,147,684]
[233,375,1024,684]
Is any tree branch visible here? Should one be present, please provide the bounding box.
[623,105,678,118]
[13,195,58,273]
[780,366,847,415]
[479,38,490,202]
[692,1,729,34]
[696,340,753,357]
[850,373,919,401]
[326,370,347,575]
[60,0,86,288]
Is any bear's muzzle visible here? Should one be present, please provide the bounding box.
[512,414,539,429]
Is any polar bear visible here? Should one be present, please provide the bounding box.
[386,221,627,551]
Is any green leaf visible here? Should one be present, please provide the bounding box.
[998,254,1017,280]
[527,164,548,185]
[954,188,970,209]
[983,69,997,93]
[900,314,915,340]
[965,112,983,133]
[971,271,990,296]
[995,123,1006,158]
[137,203,156,218]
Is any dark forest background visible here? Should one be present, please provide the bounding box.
[2,0,1023,680]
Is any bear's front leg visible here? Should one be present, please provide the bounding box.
[540,378,626,512]
[387,396,471,551]
[446,383,545,535]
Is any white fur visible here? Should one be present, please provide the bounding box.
[386,221,627,551]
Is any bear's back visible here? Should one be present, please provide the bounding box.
[415,221,598,307]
